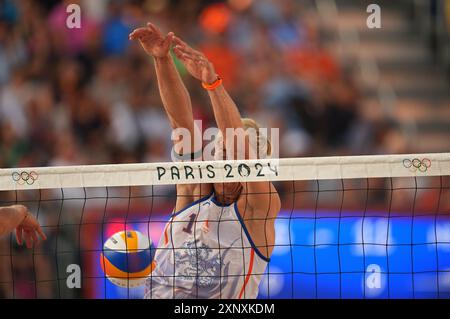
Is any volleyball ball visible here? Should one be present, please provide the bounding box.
[100,230,156,288]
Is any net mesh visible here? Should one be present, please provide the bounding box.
[0,154,449,299]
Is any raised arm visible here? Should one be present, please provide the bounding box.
[172,37,243,156]
[129,24,211,208]
[173,36,280,215]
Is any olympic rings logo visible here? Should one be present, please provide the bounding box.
[402,158,431,173]
[12,171,39,185]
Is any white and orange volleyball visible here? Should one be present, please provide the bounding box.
[100,230,156,288]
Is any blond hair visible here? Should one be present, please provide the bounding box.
[241,118,272,159]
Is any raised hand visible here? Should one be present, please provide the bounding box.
[172,36,217,84]
[129,22,173,58]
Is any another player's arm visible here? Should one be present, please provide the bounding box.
[172,36,281,217]
[0,205,46,247]
[129,24,211,209]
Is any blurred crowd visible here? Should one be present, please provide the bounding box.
[0,0,405,170]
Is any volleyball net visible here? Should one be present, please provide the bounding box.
[0,153,449,299]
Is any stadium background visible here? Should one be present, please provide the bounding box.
[0,0,449,298]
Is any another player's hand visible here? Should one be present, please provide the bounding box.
[14,205,47,248]
[172,36,217,84]
[129,22,173,58]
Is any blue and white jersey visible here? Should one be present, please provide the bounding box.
[144,193,270,299]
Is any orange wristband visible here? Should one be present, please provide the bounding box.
[202,76,222,90]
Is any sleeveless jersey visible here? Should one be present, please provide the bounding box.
[144,193,270,299]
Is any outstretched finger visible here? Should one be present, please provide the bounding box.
[173,45,193,56]
[178,51,199,62]
[24,232,33,249]
[129,28,151,40]
[173,46,187,60]
[147,22,164,37]
[15,227,23,246]
[172,36,200,55]
[31,231,38,245]
[36,225,47,241]
[172,35,186,47]
[173,45,203,61]
[173,45,192,57]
